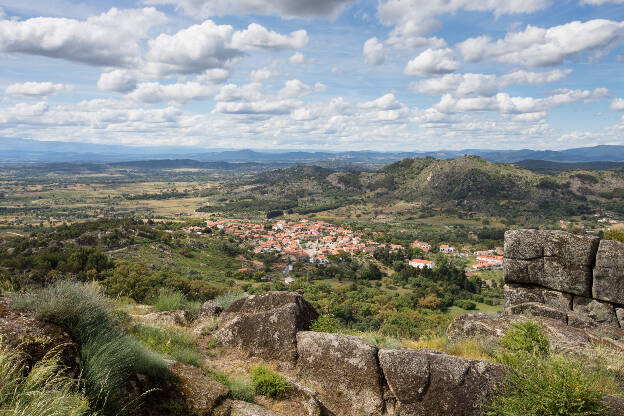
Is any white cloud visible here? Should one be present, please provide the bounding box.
[363,37,385,65]
[458,19,624,67]
[0,8,166,67]
[410,69,571,96]
[279,80,312,98]
[142,0,352,19]
[127,81,218,103]
[196,68,231,83]
[97,70,138,92]
[434,88,609,114]
[611,98,624,110]
[404,48,460,76]
[378,0,548,48]
[146,20,306,76]
[358,93,402,110]
[229,24,308,51]
[250,68,275,82]
[5,81,67,97]
[289,52,305,64]
[499,69,572,85]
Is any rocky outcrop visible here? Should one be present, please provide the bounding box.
[0,296,79,371]
[503,230,624,329]
[215,292,318,365]
[593,239,624,304]
[169,361,230,415]
[140,310,187,326]
[447,313,624,358]
[296,331,385,416]
[199,300,223,319]
[229,401,288,416]
[379,349,505,416]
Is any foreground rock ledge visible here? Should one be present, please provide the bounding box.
[379,349,505,416]
[215,291,318,365]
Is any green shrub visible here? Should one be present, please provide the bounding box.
[500,321,549,356]
[251,365,289,399]
[15,281,169,414]
[310,314,342,333]
[603,229,624,243]
[454,300,477,310]
[153,288,186,312]
[212,290,247,309]
[131,324,202,367]
[488,354,608,416]
[209,370,255,402]
[0,345,93,416]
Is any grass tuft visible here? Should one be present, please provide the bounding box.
[209,370,255,403]
[0,344,94,416]
[14,281,169,414]
[131,323,202,367]
[212,290,247,310]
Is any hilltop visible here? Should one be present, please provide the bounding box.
[208,156,624,222]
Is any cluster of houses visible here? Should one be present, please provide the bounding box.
[205,219,381,263]
[200,218,506,273]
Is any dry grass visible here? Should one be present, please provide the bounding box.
[403,336,497,362]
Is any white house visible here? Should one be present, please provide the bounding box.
[409,259,435,269]
[439,244,456,253]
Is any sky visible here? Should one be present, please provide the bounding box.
[0,0,623,151]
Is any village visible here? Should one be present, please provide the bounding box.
[194,218,505,272]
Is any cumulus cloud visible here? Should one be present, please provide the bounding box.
[0,8,166,67]
[146,20,307,76]
[410,69,571,96]
[289,52,305,64]
[250,68,275,82]
[358,93,402,110]
[363,37,385,65]
[611,98,624,110]
[434,88,609,114]
[97,70,138,92]
[378,0,548,48]
[457,19,624,67]
[404,48,460,76]
[142,0,352,19]
[127,81,218,103]
[5,81,67,97]
[279,80,312,98]
[230,24,308,50]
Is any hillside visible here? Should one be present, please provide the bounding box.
[207,156,624,221]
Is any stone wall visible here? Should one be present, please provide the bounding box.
[504,230,624,329]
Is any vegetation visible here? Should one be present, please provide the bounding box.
[209,370,255,402]
[489,322,610,416]
[0,345,93,416]
[15,281,169,414]
[251,365,289,399]
[130,324,202,367]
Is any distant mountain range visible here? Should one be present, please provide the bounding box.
[1,137,624,165]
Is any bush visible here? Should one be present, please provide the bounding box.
[209,370,255,402]
[131,324,202,367]
[0,345,93,416]
[454,300,477,310]
[310,314,342,333]
[212,290,247,309]
[499,321,549,356]
[152,288,186,312]
[603,229,624,243]
[488,354,608,416]
[15,281,169,414]
[251,366,289,399]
